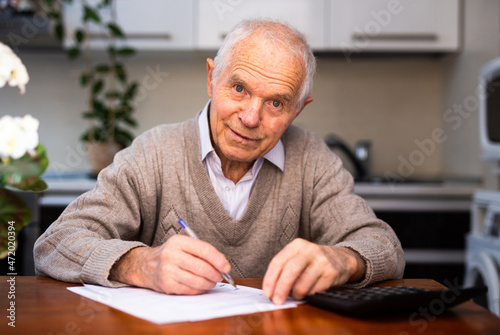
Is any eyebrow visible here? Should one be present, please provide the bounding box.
[228,74,295,103]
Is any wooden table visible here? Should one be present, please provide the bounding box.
[1,277,499,334]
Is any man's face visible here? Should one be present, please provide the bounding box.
[206,38,312,165]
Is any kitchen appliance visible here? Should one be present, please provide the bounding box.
[464,58,500,316]
[465,190,500,316]
[325,134,371,181]
[479,57,500,162]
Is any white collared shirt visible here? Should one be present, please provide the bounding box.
[198,102,284,219]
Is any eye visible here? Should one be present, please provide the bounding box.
[234,85,244,93]
[272,100,282,108]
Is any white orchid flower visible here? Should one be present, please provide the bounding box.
[0,42,30,94]
[0,115,40,159]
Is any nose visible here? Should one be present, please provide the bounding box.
[239,100,261,128]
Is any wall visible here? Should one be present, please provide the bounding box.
[0,51,443,178]
[296,55,442,179]
[441,0,500,186]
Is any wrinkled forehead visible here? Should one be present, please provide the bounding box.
[226,34,306,93]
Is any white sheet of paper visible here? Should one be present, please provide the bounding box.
[67,282,302,325]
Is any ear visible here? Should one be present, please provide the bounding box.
[293,97,313,120]
[206,58,215,99]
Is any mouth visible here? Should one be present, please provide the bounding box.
[230,128,259,142]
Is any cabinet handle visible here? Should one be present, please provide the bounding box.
[352,33,438,42]
[88,33,173,40]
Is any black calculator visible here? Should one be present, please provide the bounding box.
[305,285,488,317]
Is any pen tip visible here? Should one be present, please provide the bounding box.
[227,278,237,289]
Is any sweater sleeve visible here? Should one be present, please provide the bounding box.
[305,138,405,288]
[34,135,155,287]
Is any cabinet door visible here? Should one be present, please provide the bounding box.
[196,0,327,50]
[329,0,460,53]
[63,0,194,50]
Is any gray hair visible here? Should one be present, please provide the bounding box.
[212,19,316,112]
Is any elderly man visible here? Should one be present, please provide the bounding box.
[35,20,404,305]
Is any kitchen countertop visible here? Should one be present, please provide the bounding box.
[354,180,479,211]
[40,172,481,212]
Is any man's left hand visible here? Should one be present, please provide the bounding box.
[262,238,366,305]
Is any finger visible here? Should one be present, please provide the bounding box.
[263,239,310,304]
[176,251,224,282]
[172,264,220,293]
[289,263,323,300]
[291,264,340,300]
[175,235,231,274]
[271,254,310,304]
[307,275,337,296]
[263,238,307,300]
[156,251,221,294]
[262,242,296,299]
[292,246,357,299]
[173,282,207,295]
[158,272,214,295]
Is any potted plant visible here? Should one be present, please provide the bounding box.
[0,42,48,259]
[44,0,139,176]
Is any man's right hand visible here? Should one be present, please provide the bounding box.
[109,234,231,295]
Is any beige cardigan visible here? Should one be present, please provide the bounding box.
[34,116,405,288]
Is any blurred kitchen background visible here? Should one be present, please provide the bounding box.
[2,0,496,182]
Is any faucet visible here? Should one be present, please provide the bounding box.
[325,134,371,181]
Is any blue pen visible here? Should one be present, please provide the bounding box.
[177,218,237,289]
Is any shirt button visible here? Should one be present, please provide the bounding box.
[225,186,230,191]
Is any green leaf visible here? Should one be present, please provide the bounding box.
[80,130,90,142]
[123,82,139,101]
[0,189,33,258]
[24,179,48,192]
[114,65,127,83]
[123,116,137,127]
[81,126,107,143]
[92,99,107,115]
[94,64,110,73]
[0,144,49,191]
[82,111,97,119]
[54,22,64,41]
[92,80,104,94]
[116,47,136,56]
[75,29,85,43]
[114,127,134,147]
[80,73,91,87]
[107,23,125,38]
[83,5,101,23]
[0,189,32,225]
[67,46,80,59]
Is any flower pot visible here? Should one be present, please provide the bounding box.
[86,141,122,177]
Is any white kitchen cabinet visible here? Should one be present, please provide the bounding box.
[329,0,460,54]
[63,0,460,53]
[63,0,194,50]
[195,0,327,50]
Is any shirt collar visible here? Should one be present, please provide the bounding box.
[198,101,285,171]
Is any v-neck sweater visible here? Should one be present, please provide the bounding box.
[34,115,405,288]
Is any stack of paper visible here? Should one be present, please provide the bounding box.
[68,282,302,325]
